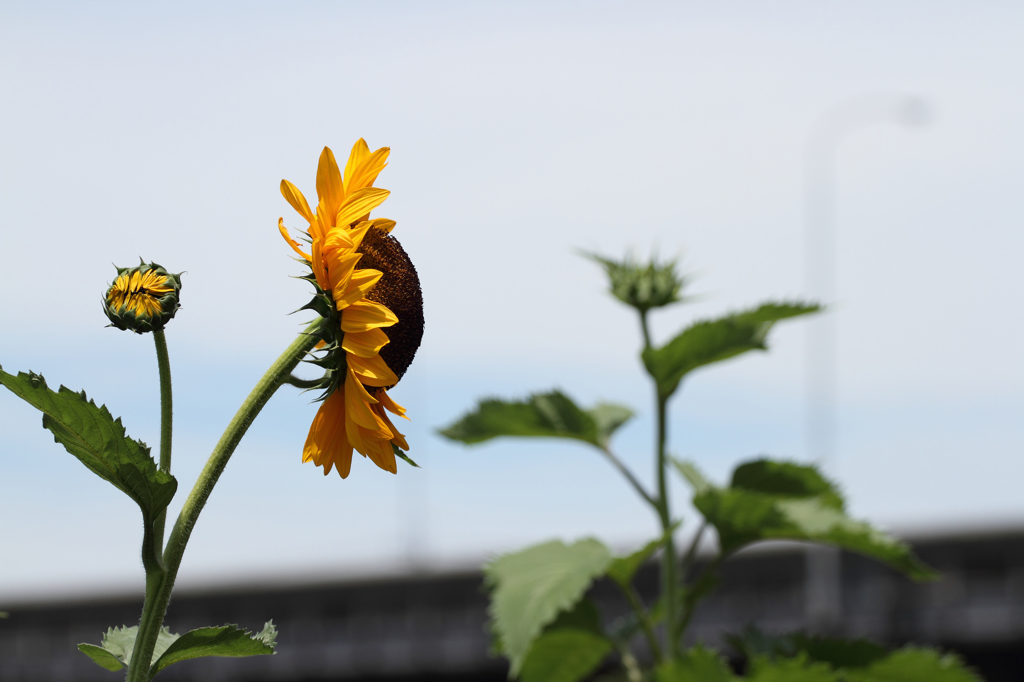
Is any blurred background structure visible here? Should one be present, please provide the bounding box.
[1,0,1023,679]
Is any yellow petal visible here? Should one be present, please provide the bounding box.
[302,391,354,478]
[344,138,371,184]
[374,404,409,450]
[377,389,408,419]
[371,218,397,234]
[342,328,389,358]
[334,268,381,310]
[348,353,398,387]
[278,218,312,260]
[346,146,390,192]
[316,147,344,218]
[341,300,398,333]
[280,179,314,223]
[336,187,390,228]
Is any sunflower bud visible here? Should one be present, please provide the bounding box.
[584,251,687,313]
[103,261,182,334]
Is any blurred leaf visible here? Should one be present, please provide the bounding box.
[731,460,843,510]
[726,625,887,670]
[583,250,687,313]
[641,302,819,399]
[845,647,983,682]
[150,621,277,676]
[485,538,612,676]
[0,367,176,524]
[520,629,613,682]
[678,459,936,581]
[439,391,632,449]
[77,625,178,672]
[672,459,712,494]
[588,403,635,448]
[607,521,682,588]
[655,645,735,681]
[746,654,839,681]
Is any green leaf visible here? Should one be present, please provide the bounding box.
[678,459,936,581]
[655,645,735,681]
[520,629,613,682]
[746,654,840,681]
[0,367,176,523]
[845,647,983,682]
[77,625,179,672]
[731,459,843,510]
[484,538,613,676]
[439,391,633,449]
[641,301,819,399]
[725,625,887,670]
[150,621,277,676]
[606,520,682,588]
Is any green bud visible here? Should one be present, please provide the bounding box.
[583,251,687,313]
[103,261,182,334]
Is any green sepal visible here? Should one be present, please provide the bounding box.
[438,390,633,450]
[674,458,936,580]
[0,367,177,525]
[641,301,820,399]
[393,443,419,468]
[582,251,688,314]
[484,538,613,676]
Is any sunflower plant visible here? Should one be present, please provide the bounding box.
[440,253,980,682]
[0,140,423,680]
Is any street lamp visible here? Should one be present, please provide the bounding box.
[803,93,928,634]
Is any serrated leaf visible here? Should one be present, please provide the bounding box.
[78,625,179,672]
[0,367,176,523]
[607,520,682,588]
[655,645,735,681]
[439,391,632,449]
[845,647,983,682]
[150,621,277,676]
[731,460,843,510]
[485,538,613,676]
[746,654,840,681]
[520,629,613,682]
[682,459,935,581]
[641,301,819,399]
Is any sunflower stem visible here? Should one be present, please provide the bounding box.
[124,320,323,682]
[150,329,173,561]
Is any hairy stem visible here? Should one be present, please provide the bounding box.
[655,393,680,657]
[151,330,173,562]
[124,320,323,682]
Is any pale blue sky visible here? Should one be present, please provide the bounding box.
[1,1,1022,602]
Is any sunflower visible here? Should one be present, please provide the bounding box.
[103,261,182,334]
[278,140,423,478]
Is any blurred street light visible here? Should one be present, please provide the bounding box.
[803,93,929,634]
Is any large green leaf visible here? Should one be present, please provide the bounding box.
[845,647,983,682]
[726,625,887,670]
[519,600,612,682]
[0,367,176,523]
[77,625,178,672]
[439,391,633,449]
[485,538,613,676]
[150,622,277,676]
[641,302,819,399]
[655,645,735,682]
[675,459,935,581]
